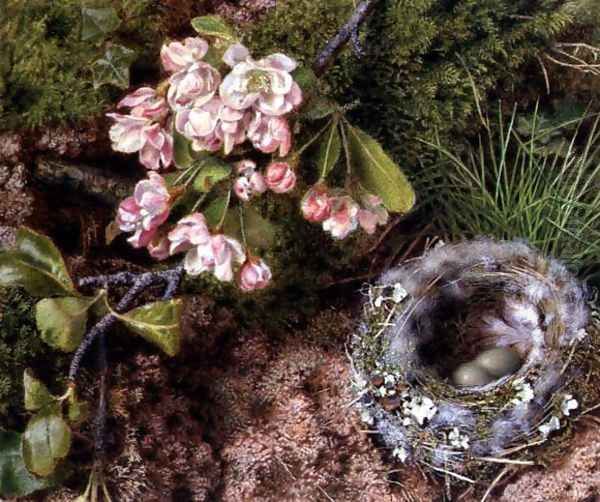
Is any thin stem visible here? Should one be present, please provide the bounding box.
[313,0,381,76]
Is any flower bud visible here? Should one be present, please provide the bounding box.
[238,259,272,292]
[265,162,296,194]
[301,186,331,223]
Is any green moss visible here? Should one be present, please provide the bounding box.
[0,287,68,429]
[248,0,575,166]
[0,0,165,130]
[349,0,574,164]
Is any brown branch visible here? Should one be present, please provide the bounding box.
[313,0,381,76]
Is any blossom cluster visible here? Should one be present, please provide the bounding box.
[108,37,300,170]
[116,172,271,291]
[301,186,389,239]
[108,30,393,292]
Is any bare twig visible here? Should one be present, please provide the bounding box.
[313,0,381,76]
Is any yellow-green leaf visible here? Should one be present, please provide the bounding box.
[204,193,231,229]
[316,119,341,179]
[345,124,415,213]
[23,370,55,412]
[193,159,232,193]
[191,15,237,42]
[35,296,97,352]
[173,129,195,169]
[118,299,183,357]
[0,228,76,297]
[22,405,71,478]
[0,431,54,497]
[67,392,90,425]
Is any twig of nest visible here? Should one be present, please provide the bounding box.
[351,238,600,492]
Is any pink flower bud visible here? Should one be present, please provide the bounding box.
[322,196,359,240]
[247,112,292,157]
[238,259,272,292]
[265,162,296,194]
[235,159,257,176]
[357,194,389,234]
[301,186,331,223]
[249,171,267,194]
[233,176,252,202]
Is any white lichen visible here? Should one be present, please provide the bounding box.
[538,416,561,438]
[560,394,578,416]
[511,379,534,404]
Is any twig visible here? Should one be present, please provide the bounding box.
[69,265,184,380]
[313,0,381,76]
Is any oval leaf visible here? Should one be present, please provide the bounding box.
[316,120,341,179]
[0,431,54,498]
[223,207,276,251]
[193,159,232,193]
[22,405,71,478]
[173,129,195,169]
[292,67,319,95]
[81,7,121,42]
[204,193,231,229]
[118,299,183,357]
[23,370,55,412]
[35,296,96,352]
[0,228,76,297]
[191,15,237,42]
[345,124,415,213]
[300,96,338,121]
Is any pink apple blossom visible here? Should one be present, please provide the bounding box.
[247,112,292,157]
[117,87,168,120]
[147,234,170,261]
[161,37,209,73]
[107,114,173,170]
[301,186,331,223]
[168,213,211,255]
[184,234,246,282]
[357,194,389,234]
[235,159,257,176]
[233,176,252,201]
[238,258,272,292]
[220,46,303,116]
[116,173,171,248]
[322,196,359,240]
[167,62,221,111]
[176,97,250,154]
[265,162,296,194]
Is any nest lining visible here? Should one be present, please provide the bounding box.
[351,239,599,483]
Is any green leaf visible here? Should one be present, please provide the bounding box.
[35,296,97,352]
[0,227,76,297]
[118,299,183,357]
[0,431,53,497]
[191,15,237,42]
[23,370,55,412]
[193,159,232,193]
[91,44,136,90]
[224,207,276,251]
[300,96,338,121]
[345,124,415,213]
[67,392,90,425]
[81,7,121,42]
[22,404,71,478]
[173,129,195,169]
[204,193,231,228]
[315,119,341,179]
[292,67,319,95]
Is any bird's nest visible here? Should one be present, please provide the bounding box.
[351,239,600,489]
